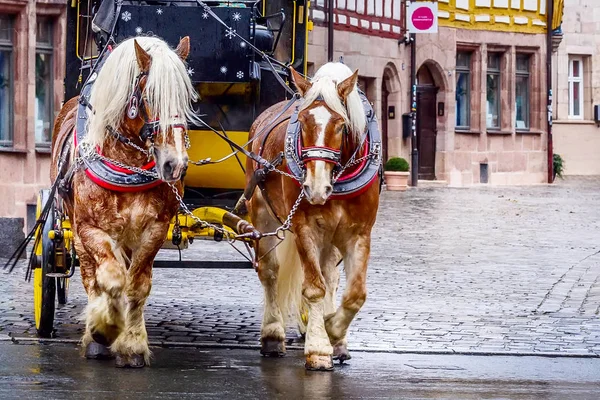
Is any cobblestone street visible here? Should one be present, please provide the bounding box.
[2,178,600,356]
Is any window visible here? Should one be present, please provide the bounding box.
[515,54,530,130]
[456,52,471,129]
[0,15,13,146]
[486,53,501,129]
[35,17,54,146]
[568,57,583,119]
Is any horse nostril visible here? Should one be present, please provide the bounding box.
[302,184,312,198]
[164,160,175,176]
[324,185,333,197]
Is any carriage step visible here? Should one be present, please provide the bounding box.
[46,272,71,278]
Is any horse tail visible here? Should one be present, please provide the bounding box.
[275,232,305,328]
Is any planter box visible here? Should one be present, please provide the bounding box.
[384,171,410,191]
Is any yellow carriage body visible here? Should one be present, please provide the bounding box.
[184,129,248,190]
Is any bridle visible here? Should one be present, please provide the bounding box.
[295,106,348,176]
[109,70,189,157]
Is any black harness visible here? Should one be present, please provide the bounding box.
[237,91,382,220]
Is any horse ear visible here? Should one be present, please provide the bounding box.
[134,39,151,72]
[176,36,190,61]
[337,69,359,101]
[289,67,311,96]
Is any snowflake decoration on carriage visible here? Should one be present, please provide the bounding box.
[225,28,236,40]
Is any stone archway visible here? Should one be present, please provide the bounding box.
[381,62,402,163]
[416,60,447,180]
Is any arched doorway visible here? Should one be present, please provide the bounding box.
[416,63,439,180]
[381,63,401,164]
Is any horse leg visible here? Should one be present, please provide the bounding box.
[295,228,333,371]
[325,234,370,363]
[77,225,127,356]
[250,192,288,356]
[257,235,287,357]
[321,248,342,316]
[74,238,113,359]
[320,248,346,361]
[112,224,166,368]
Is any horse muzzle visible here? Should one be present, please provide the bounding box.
[155,150,188,182]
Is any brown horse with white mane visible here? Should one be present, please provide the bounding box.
[245,63,381,370]
[50,36,197,367]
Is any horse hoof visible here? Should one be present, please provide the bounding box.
[305,354,334,371]
[260,338,286,357]
[115,354,146,368]
[333,344,351,364]
[85,342,113,360]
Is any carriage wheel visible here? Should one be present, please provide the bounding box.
[33,189,56,338]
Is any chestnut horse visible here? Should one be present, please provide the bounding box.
[50,36,197,367]
[245,63,381,370]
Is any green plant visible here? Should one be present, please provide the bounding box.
[384,157,410,172]
[553,153,565,179]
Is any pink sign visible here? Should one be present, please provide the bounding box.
[411,6,435,31]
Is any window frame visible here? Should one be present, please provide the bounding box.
[0,14,14,147]
[515,54,531,131]
[35,16,54,148]
[455,51,471,130]
[486,52,502,130]
[568,56,584,120]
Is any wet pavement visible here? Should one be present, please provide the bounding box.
[1,177,600,356]
[1,341,600,399]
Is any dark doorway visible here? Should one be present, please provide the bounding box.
[380,80,390,163]
[416,85,437,180]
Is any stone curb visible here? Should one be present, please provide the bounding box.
[8,336,600,358]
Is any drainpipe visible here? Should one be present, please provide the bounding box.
[546,0,554,183]
[327,0,334,62]
[410,32,418,187]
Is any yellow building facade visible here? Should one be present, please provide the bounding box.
[437,0,549,33]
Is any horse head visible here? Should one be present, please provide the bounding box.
[290,66,361,205]
[132,37,191,182]
[86,36,198,182]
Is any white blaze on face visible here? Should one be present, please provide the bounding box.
[169,117,185,156]
[164,117,187,179]
[171,116,187,160]
[306,106,333,203]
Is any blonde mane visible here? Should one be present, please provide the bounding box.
[84,36,198,146]
[300,62,366,140]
